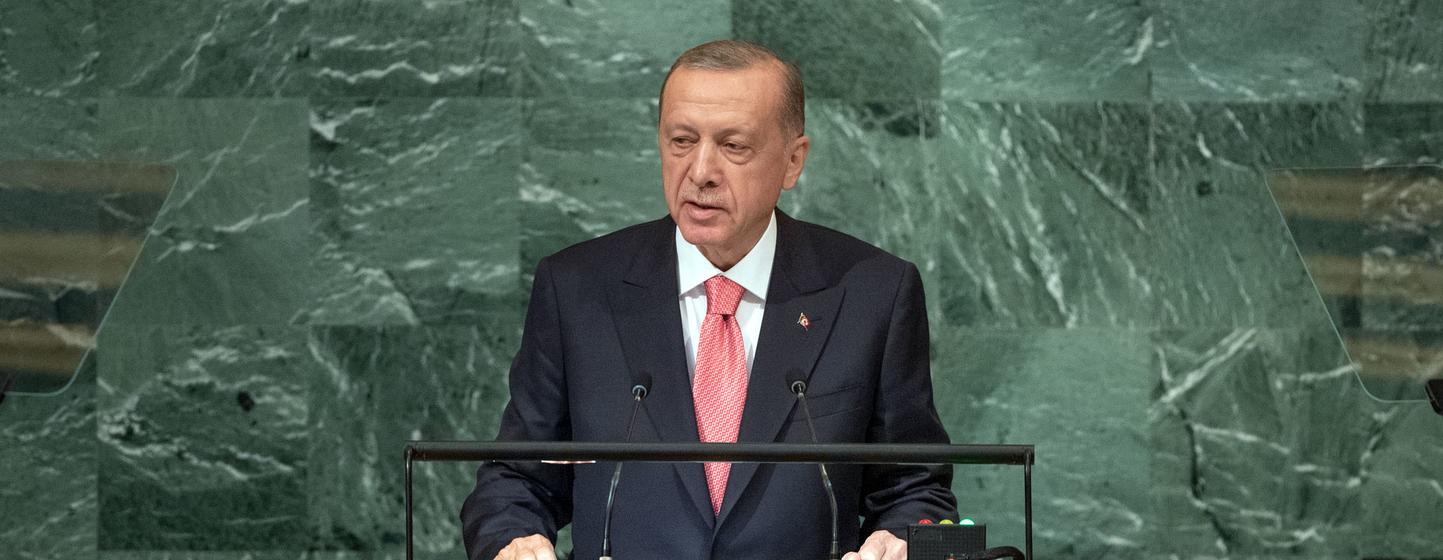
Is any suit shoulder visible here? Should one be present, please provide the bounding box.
[791,218,915,276]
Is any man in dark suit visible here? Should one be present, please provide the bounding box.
[462,40,956,560]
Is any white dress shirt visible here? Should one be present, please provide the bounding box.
[676,212,777,378]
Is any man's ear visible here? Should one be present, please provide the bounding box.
[781,134,811,191]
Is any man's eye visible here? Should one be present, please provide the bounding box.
[724,142,747,152]
[672,137,696,147]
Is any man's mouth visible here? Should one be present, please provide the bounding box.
[683,201,724,219]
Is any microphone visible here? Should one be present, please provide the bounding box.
[600,370,652,560]
[787,368,840,560]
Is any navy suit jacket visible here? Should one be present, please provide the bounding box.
[461,211,956,559]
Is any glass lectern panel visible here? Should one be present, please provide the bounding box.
[1265,166,1443,403]
[0,159,175,395]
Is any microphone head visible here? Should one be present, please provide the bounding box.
[631,370,653,400]
[785,368,808,396]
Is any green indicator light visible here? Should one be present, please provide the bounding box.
[959,518,976,526]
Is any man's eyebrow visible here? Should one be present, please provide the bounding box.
[660,124,759,139]
[715,126,756,138]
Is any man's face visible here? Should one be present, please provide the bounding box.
[658,64,809,266]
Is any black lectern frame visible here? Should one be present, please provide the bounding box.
[404,441,1035,560]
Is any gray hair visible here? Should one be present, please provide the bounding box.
[659,40,805,138]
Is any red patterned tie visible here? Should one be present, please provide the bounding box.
[692,275,749,516]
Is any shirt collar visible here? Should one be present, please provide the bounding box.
[676,211,777,302]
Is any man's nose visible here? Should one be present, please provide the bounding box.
[688,142,722,188]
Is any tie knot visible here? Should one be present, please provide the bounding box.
[704,275,745,316]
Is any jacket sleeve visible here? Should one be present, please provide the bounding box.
[460,257,573,560]
[859,261,958,536]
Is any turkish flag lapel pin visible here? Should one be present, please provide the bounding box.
[797,312,811,330]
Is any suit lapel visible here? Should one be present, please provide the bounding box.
[716,212,845,528]
[605,217,715,528]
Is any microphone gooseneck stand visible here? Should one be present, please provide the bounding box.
[599,380,650,560]
[790,377,840,560]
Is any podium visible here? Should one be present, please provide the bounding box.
[404,441,1035,560]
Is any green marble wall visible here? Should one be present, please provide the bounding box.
[2,1,1440,558]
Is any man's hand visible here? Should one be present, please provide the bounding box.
[841,529,907,560]
[494,534,555,560]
